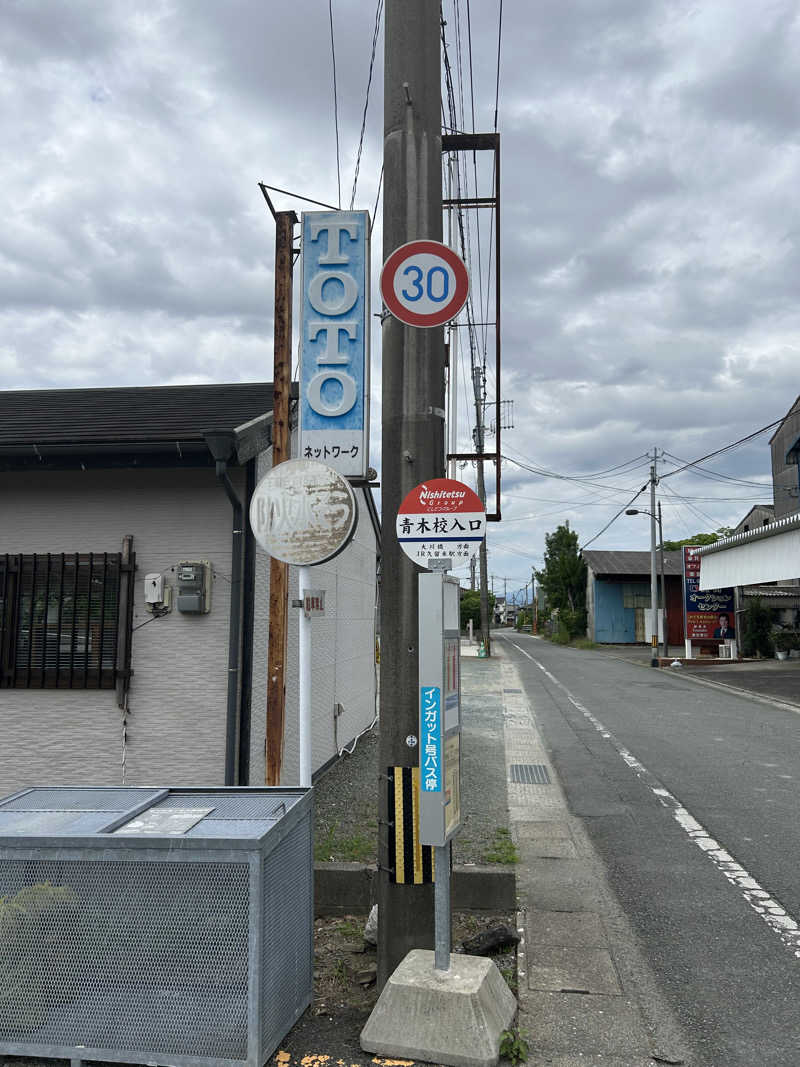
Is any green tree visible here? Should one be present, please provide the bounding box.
[460,590,495,630]
[535,523,587,638]
[662,528,733,551]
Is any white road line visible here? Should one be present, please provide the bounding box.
[507,639,800,960]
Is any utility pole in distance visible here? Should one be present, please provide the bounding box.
[649,447,659,667]
[378,0,445,987]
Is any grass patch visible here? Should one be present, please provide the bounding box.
[483,827,519,865]
[314,822,375,863]
[335,917,365,941]
[543,633,598,650]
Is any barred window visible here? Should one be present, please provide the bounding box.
[0,553,124,689]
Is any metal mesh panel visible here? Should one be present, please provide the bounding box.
[260,820,313,1060]
[0,857,250,1060]
[0,787,156,811]
[159,793,299,820]
[0,811,114,835]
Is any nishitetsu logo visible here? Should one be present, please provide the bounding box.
[396,477,486,567]
[418,484,468,510]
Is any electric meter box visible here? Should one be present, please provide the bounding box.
[176,559,212,614]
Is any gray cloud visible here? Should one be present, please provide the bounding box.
[1,0,799,581]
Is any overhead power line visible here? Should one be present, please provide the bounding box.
[659,418,784,480]
[493,0,503,130]
[328,0,342,208]
[662,452,771,490]
[350,0,384,210]
[580,484,649,551]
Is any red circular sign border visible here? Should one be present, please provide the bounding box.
[380,240,470,328]
[397,477,485,516]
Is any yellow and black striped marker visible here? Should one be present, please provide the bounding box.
[388,766,434,884]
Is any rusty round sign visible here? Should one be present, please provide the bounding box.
[249,458,358,566]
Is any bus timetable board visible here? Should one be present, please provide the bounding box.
[418,571,462,847]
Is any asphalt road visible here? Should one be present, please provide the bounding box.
[496,632,800,1067]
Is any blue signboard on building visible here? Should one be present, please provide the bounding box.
[299,211,370,478]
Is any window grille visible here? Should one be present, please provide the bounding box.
[0,553,128,689]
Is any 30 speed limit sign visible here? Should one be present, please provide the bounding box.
[380,239,470,327]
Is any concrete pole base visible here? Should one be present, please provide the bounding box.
[360,949,517,1067]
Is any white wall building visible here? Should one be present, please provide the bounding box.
[0,383,379,794]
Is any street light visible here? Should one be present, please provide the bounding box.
[626,505,668,661]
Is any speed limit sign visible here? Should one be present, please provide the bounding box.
[380,239,470,328]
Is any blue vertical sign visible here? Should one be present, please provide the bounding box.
[300,211,370,478]
[421,685,442,792]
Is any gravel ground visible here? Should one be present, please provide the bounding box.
[313,655,512,866]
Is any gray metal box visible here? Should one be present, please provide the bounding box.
[0,786,313,1067]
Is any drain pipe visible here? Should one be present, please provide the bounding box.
[205,431,243,787]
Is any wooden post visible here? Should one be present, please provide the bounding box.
[266,210,296,786]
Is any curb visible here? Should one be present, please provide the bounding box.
[314,861,516,916]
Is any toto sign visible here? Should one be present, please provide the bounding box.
[249,459,358,566]
[299,210,370,479]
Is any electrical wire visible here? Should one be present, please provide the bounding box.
[503,446,651,481]
[579,484,649,550]
[662,452,772,490]
[370,163,384,234]
[659,481,721,532]
[659,418,784,480]
[502,452,649,493]
[493,0,503,131]
[350,0,384,211]
[328,0,342,209]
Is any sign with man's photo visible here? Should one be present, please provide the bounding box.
[683,545,735,640]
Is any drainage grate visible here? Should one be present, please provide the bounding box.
[510,764,551,785]
[503,688,522,694]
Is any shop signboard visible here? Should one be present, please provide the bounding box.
[683,545,735,641]
[299,210,370,478]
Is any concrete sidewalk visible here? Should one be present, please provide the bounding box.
[471,639,688,1066]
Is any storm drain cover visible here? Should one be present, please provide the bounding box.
[503,688,522,693]
[510,764,551,785]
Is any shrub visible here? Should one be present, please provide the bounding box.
[774,630,800,653]
[741,598,775,658]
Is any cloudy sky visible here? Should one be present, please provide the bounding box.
[3,0,799,599]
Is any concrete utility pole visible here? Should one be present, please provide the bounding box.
[266,210,297,784]
[658,500,667,658]
[472,366,491,653]
[649,447,659,667]
[378,0,445,987]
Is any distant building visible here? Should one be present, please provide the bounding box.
[583,550,684,645]
[732,504,774,535]
[770,394,800,520]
